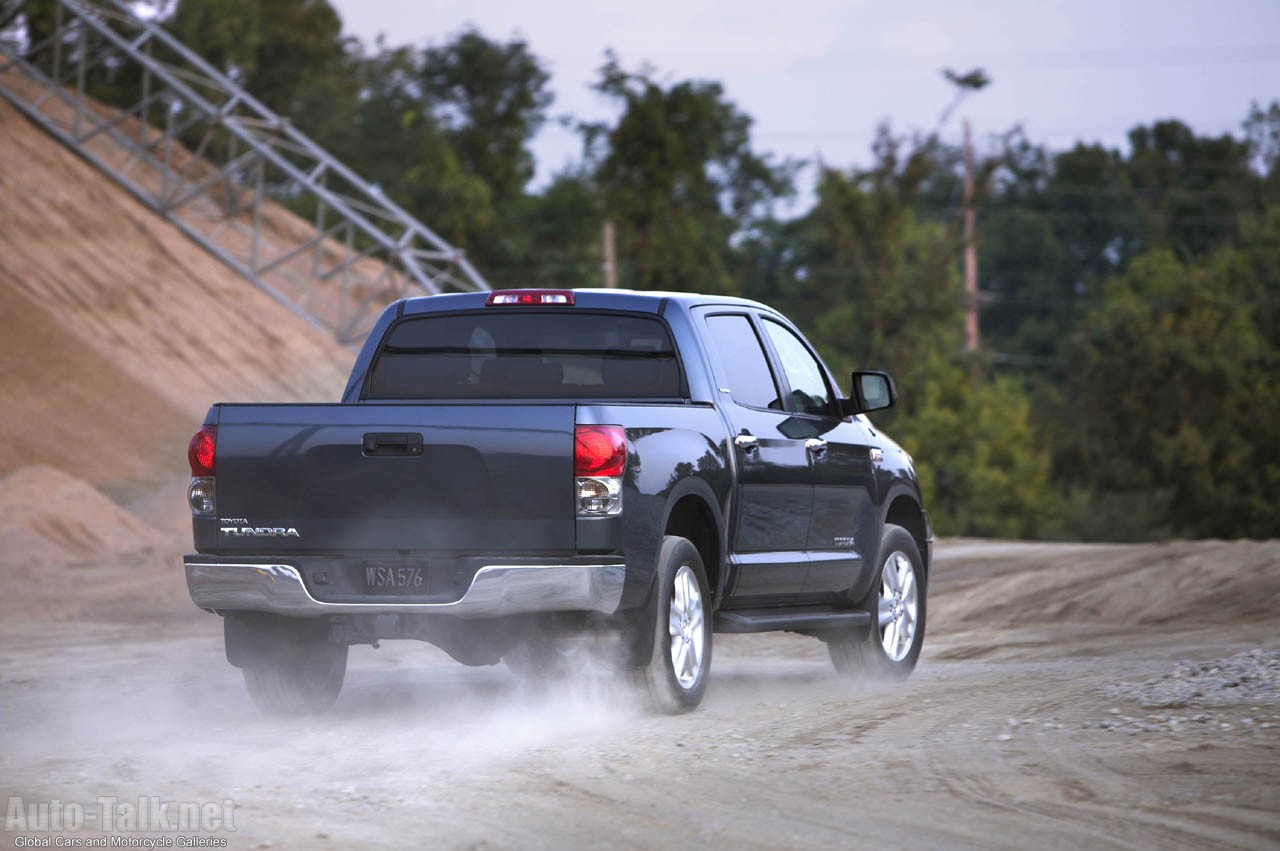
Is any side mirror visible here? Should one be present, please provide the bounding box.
[840,371,897,416]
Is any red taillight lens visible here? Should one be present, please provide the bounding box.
[575,425,626,477]
[188,426,217,476]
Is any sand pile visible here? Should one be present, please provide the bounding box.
[0,466,193,621]
[0,94,367,619]
[932,538,1280,630]
[0,465,166,570]
[0,281,193,497]
[0,95,355,501]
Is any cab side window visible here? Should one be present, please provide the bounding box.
[704,314,781,411]
[761,318,833,417]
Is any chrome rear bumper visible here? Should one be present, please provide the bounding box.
[185,561,626,618]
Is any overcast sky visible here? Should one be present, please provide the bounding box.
[330,0,1280,195]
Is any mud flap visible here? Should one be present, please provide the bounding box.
[224,612,332,669]
[617,572,662,670]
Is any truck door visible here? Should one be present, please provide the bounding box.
[697,309,812,600]
[757,317,879,595]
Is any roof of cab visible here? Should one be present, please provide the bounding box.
[398,288,777,317]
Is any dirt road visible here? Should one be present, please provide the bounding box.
[2,539,1277,850]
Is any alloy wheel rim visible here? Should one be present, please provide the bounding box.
[877,551,918,662]
[668,564,705,689]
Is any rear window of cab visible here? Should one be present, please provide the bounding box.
[366,312,683,400]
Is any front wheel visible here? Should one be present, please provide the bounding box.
[630,536,713,714]
[828,523,926,679]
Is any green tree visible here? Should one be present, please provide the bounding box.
[1062,246,1280,538]
[976,110,1276,384]
[496,173,604,288]
[6,0,67,58]
[1127,119,1259,257]
[587,52,793,293]
[414,28,559,283]
[6,0,168,110]
[320,44,493,247]
[770,127,1055,537]
[420,28,552,207]
[892,358,1056,538]
[774,126,955,379]
[169,0,348,118]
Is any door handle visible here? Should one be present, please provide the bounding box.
[805,438,828,458]
[734,434,760,454]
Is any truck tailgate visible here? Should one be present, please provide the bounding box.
[212,404,575,554]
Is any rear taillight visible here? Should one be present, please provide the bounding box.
[575,425,625,477]
[486,289,575,306]
[188,426,217,517]
[575,425,625,516]
[188,426,217,476]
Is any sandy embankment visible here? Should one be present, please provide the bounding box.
[1,93,355,618]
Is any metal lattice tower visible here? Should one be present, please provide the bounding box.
[0,0,489,345]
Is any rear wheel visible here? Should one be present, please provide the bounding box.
[243,639,348,715]
[828,523,926,679]
[630,536,712,714]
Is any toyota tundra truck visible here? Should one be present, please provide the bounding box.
[184,289,931,714]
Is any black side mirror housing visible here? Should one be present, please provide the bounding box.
[839,371,897,416]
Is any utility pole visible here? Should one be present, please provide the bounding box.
[962,118,979,353]
[940,68,990,360]
[602,220,617,288]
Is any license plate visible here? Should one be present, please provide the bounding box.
[363,562,427,594]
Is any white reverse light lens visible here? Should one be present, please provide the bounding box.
[576,476,622,516]
[188,477,216,516]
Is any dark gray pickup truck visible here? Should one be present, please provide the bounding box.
[184,289,931,714]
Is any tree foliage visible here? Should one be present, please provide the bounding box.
[762,128,1055,538]
[421,29,552,207]
[170,0,347,117]
[1062,239,1280,539]
[320,44,494,246]
[586,52,794,293]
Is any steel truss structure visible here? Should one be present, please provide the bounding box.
[0,0,489,345]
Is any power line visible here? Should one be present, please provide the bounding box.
[776,43,1280,73]
[755,122,1259,143]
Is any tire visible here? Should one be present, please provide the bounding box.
[828,524,926,679]
[630,536,713,714]
[243,638,348,715]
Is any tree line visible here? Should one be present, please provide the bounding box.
[8,0,1279,540]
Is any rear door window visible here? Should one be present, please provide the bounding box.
[367,312,682,399]
[703,314,782,411]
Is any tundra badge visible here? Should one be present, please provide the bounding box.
[219,518,301,537]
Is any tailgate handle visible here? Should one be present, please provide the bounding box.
[363,432,423,457]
